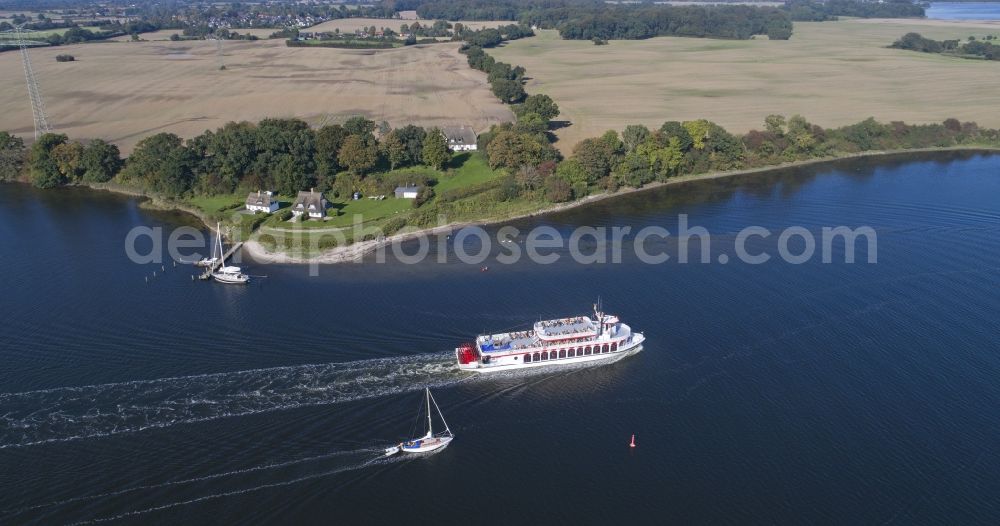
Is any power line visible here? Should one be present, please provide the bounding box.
[207,34,225,70]
[10,25,52,138]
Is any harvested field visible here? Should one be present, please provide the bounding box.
[306,17,512,34]
[490,20,1000,153]
[0,39,513,152]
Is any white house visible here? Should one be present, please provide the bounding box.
[394,185,421,199]
[245,190,279,214]
[291,189,327,218]
[442,125,478,152]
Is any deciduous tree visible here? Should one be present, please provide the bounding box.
[513,112,548,135]
[491,79,526,104]
[51,141,85,182]
[521,94,560,121]
[615,151,654,187]
[338,135,378,175]
[0,131,26,182]
[682,120,713,150]
[764,114,786,136]
[121,133,185,187]
[622,124,650,153]
[487,130,554,170]
[315,124,349,177]
[29,133,69,188]
[343,116,376,137]
[77,140,122,183]
[544,174,572,202]
[393,125,427,168]
[422,128,450,169]
[572,137,615,183]
[659,121,694,152]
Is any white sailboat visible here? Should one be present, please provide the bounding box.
[195,231,220,267]
[211,223,249,284]
[385,388,454,456]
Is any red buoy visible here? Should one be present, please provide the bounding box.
[629,434,636,448]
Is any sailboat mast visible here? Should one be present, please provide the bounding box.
[426,388,433,435]
[217,222,226,267]
[429,389,452,435]
[210,224,218,261]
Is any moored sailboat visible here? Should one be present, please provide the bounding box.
[210,223,249,285]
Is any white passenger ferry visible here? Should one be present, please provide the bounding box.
[456,304,644,372]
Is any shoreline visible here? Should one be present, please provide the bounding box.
[242,145,1000,264]
[33,145,999,264]
[67,182,227,235]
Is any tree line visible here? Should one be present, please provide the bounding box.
[397,0,927,40]
[461,23,535,47]
[783,0,924,22]
[392,0,535,21]
[0,24,126,49]
[5,114,1000,231]
[546,5,793,41]
[892,32,1000,61]
[461,36,564,176]
[540,115,1000,203]
[387,112,1000,233]
[392,0,793,40]
[0,117,459,200]
[0,131,122,187]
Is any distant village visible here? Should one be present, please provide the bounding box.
[1,1,405,38]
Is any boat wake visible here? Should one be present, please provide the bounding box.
[64,454,405,525]
[0,352,464,450]
[0,346,640,450]
[0,447,376,518]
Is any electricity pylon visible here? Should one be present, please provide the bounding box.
[208,35,225,70]
[1,25,53,138]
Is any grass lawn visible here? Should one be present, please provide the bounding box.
[327,197,412,226]
[186,193,296,218]
[383,165,439,183]
[434,152,501,193]
[185,194,244,214]
[267,197,413,230]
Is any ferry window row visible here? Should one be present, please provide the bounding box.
[523,342,619,363]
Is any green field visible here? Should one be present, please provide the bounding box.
[489,19,1000,153]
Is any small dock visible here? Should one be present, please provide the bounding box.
[215,241,243,269]
[198,241,244,280]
